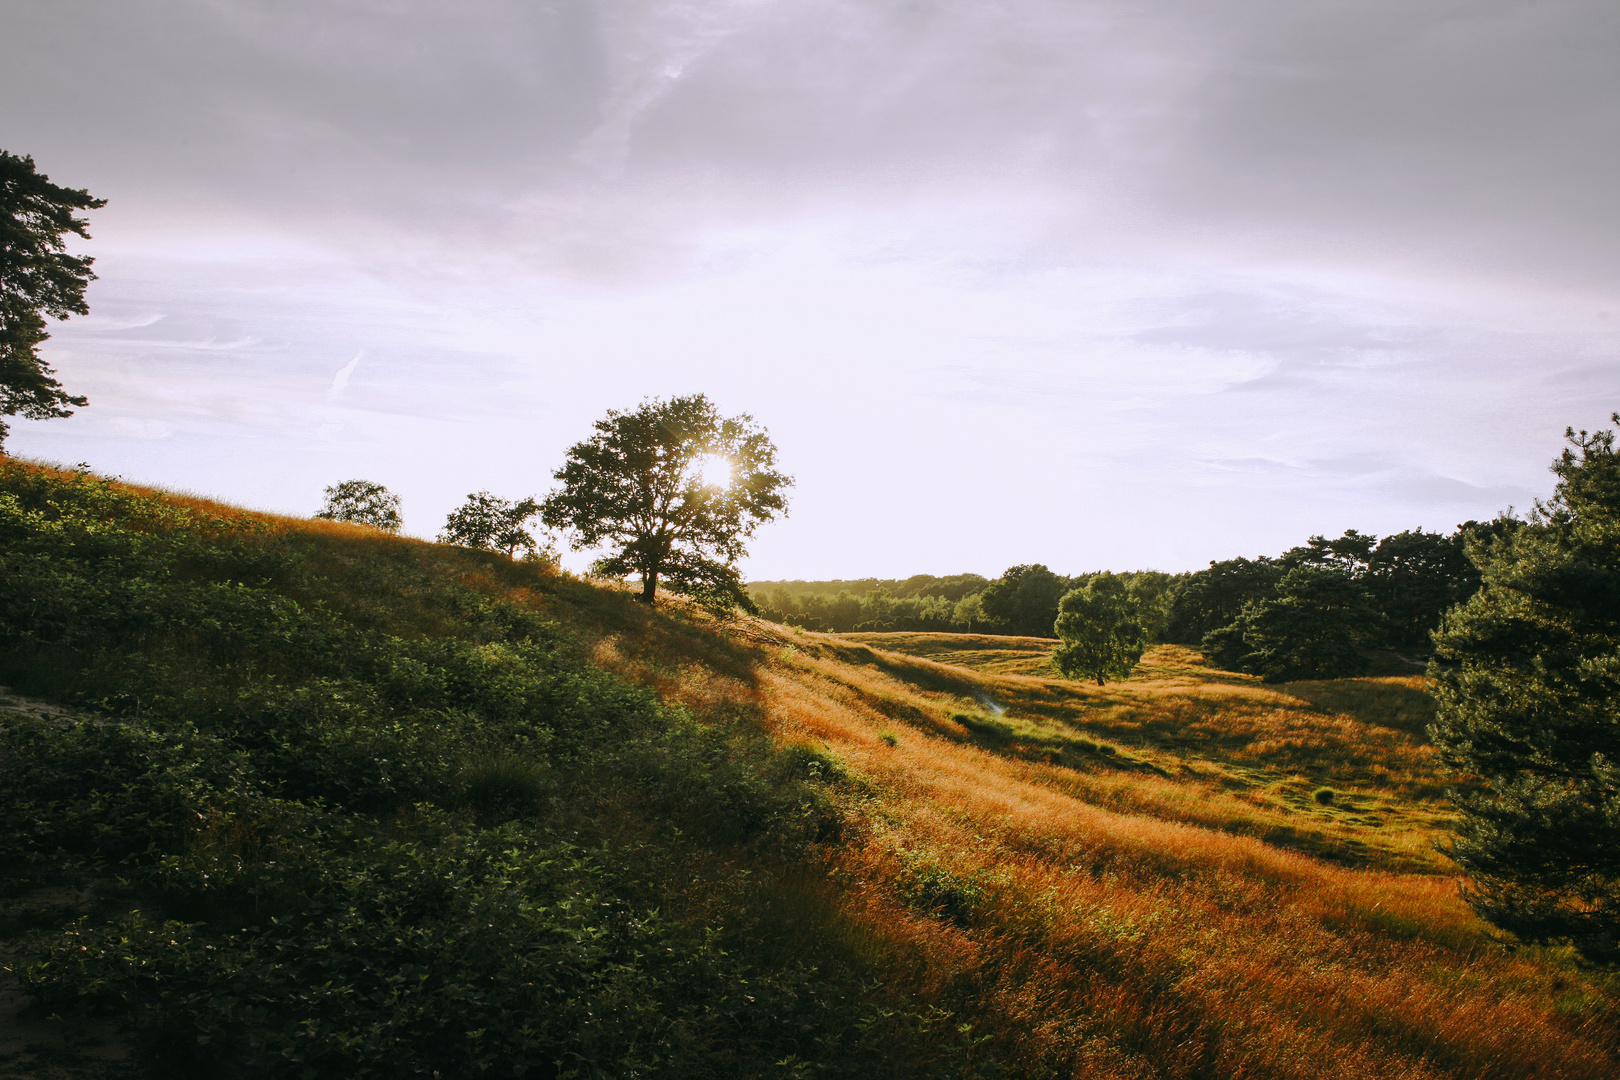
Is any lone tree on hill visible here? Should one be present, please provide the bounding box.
[440,491,547,559]
[1052,573,1150,685]
[1429,417,1620,960]
[1,151,105,450]
[315,480,402,532]
[542,394,791,605]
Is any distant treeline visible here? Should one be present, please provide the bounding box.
[749,568,1168,637]
[751,520,1510,673]
[748,574,991,633]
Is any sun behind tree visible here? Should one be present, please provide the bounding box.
[541,394,792,606]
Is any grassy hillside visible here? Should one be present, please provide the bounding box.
[4,462,1619,1079]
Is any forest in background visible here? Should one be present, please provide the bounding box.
[750,521,1505,671]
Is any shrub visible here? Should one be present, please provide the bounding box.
[314,479,401,532]
[458,753,553,824]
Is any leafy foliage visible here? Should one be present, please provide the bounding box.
[977,564,1074,638]
[439,489,548,559]
[751,575,987,633]
[314,478,402,532]
[1165,557,1284,644]
[0,150,103,447]
[1052,573,1150,685]
[1181,523,1505,677]
[1429,418,1620,960]
[542,395,791,605]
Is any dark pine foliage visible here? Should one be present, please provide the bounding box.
[1429,419,1620,961]
[1183,522,1507,679]
[1200,566,1380,683]
[0,150,103,447]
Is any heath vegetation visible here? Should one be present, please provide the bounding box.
[4,435,1620,1078]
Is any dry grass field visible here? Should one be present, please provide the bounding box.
[558,614,1620,1078]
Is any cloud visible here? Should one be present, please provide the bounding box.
[3,0,1616,574]
[329,350,362,397]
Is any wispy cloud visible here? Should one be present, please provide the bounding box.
[329,350,362,397]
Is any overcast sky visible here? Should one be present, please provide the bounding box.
[3,0,1617,578]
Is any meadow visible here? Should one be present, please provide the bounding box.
[2,461,1617,1078]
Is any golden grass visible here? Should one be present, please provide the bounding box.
[550,619,1619,1078]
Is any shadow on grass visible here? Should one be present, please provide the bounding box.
[1275,679,1436,739]
[934,711,1170,777]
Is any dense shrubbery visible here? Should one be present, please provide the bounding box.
[0,461,985,1078]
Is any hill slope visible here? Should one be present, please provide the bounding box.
[3,462,1617,1079]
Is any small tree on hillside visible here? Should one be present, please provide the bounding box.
[541,394,791,605]
[952,593,988,633]
[440,491,548,559]
[1,151,105,450]
[1429,418,1620,960]
[315,480,402,532]
[1052,573,1150,685]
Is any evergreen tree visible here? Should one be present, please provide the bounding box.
[1165,557,1283,644]
[1052,573,1149,685]
[1,151,105,449]
[1429,418,1620,959]
[1279,529,1378,576]
[1202,566,1378,682]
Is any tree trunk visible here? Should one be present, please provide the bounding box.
[640,570,658,604]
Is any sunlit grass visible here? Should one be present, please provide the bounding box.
[559,620,1617,1077]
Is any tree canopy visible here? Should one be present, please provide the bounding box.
[0,151,105,449]
[440,491,546,559]
[315,480,402,533]
[1201,566,1379,682]
[542,395,791,605]
[1429,418,1620,959]
[1166,557,1284,644]
[1179,521,1508,678]
[978,564,1073,638]
[1052,573,1150,685]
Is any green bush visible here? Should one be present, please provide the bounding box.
[458,753,555,824]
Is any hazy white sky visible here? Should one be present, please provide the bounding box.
[3,0,1617,578]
